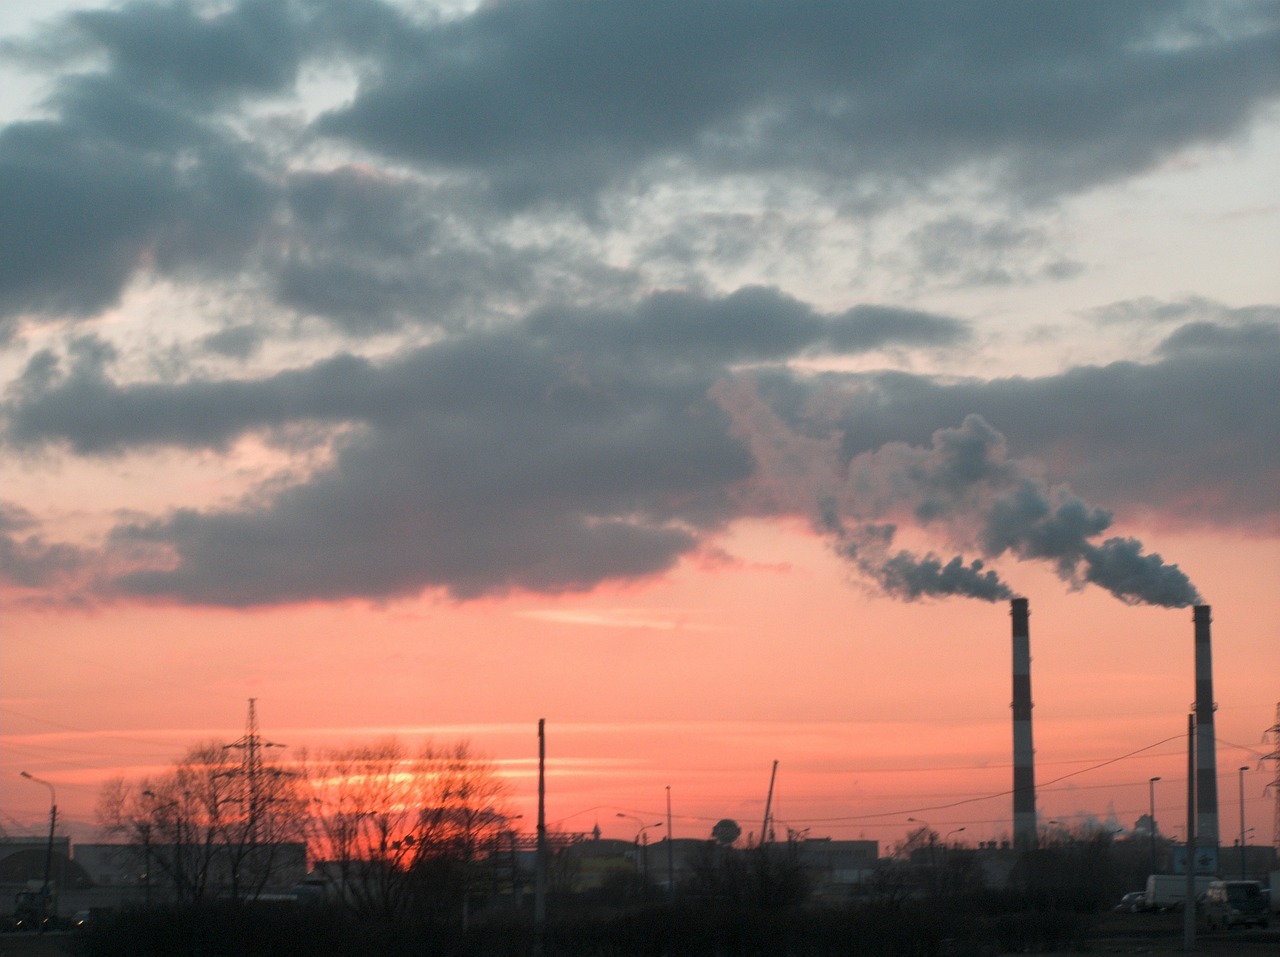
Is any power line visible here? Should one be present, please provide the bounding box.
[791,733,1187,825]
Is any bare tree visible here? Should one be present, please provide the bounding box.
[303,739,513,925]
[302,739,423,921]
[97,740,304,905]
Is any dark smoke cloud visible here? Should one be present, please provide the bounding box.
[1082,538,1204,608]
[876,552,1011,603]
[833,523,1013,602]
[718,383,1202,607]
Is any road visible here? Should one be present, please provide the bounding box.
[0,933,77,957]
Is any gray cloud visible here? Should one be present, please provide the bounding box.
[803,313,1280,530]
[907,216,1084,287]
[3,0,1275,340]
[4,306,1271,606]
[102,340,752,604]
[5,289,968,454]
[0,2,1274,610]
[0,501,89,591]
[4,303,1270,607]
[2,284,968,604]
[1089,296,1280,328]
[69,0,303,106]
[0,77,274,332]
[202,324,263,360]
[525,289,968,366]
[318,0,1280,205]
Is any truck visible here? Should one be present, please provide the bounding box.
[8,881,57,932]
[1144,874,1214,912]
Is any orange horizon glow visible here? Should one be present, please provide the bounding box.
[3,521,1276,853]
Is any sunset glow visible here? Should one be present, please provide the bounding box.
[1,1,1277,865]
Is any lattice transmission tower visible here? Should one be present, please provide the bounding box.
[223,698,287,843]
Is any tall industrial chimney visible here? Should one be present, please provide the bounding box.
[1011,598,1037,853]
[1193,605,1220,863]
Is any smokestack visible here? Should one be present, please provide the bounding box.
[1193,605,1220,862]
[1011,597,1037,853]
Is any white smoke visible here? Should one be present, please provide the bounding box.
[713,380,1202,606]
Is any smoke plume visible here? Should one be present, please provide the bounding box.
[715,381,1201,606]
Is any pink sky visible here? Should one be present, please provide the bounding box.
[1,2,1278,858]
[5,523,1276,849]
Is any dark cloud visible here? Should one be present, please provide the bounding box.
[3,0,1275,338]
[799,314,1280,530]
[10,316,1263,609]
[0,2,1274,610]
[202,324,263,360]
[318,0,1280,204]
[6,339,378,453]
[0,501,89,591]
[0,84,274,331]
[4,289,968,454]
[4,305,1272,606]
[907,216,1084,287]
[1154,316,1280,358]
[69,0,303,105]
[525,289,967,366]
[1089,296,1280,328]
[103,335,752,604]
[272,165,650,334]
[1,284,968,604]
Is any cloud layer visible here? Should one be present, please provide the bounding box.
[1,1,1277,609]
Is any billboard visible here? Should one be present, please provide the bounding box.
[1170,844,1218,875]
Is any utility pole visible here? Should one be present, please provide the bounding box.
[761,760,778,847]
[665,785,674,903]
[534,718,546,957]
[1235,765,1251,880]
[1184,713,1195,953]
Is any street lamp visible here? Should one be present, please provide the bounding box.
[143,789,185,903]
[20,772,57,929]
[617,813,663,884]
[1238,766,1249,880]
[1148,777,1161,876]
[943,827,966,846]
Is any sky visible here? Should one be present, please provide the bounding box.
[1,0,1278,854]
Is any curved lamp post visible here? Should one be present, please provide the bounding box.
[1148,777,1161,876]
[20,772,57,928]
[617,813,663,883]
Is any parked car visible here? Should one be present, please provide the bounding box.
[71,907,112,929]
[1203,880,1269,930]
[1114,891,1147,913]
